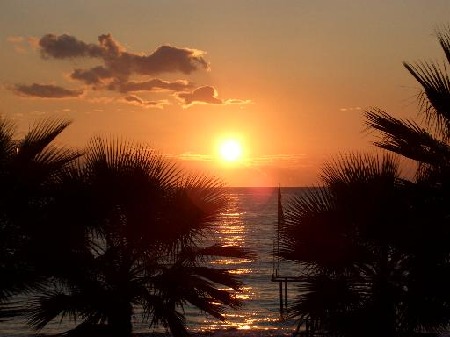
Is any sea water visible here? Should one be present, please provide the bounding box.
[178,187,302,336]
[0,187,304,337]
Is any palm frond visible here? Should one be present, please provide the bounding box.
[20,136,247,336]
[321,152,401,187]
[18,118,72,162]
[27,291,83,330]
[0,117,15,165]
[0,299,24,321]
[403,60,450,138]
[161,176,229,251]
[149,298,188,337]
[365,108,450,167]
[437,25,450,71]
[34,146,81,170]
[85,136,179,187]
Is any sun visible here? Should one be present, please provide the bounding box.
[219,139,242,162]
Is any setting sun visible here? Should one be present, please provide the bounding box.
[219,139,242,162]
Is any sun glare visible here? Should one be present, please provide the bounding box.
[219,139,242,162]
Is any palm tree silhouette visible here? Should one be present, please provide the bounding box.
[26,137,250,337]
[280,26,450,337]
[0,117,79,319]
[365,27,450,186]
[364,26,450,334]
[280,154,423,337]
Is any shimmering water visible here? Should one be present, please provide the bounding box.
[0,187,304,337]
[180,187,302,335]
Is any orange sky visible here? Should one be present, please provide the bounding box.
[1,1,450,186]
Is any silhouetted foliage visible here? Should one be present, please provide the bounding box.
[281,154,450,336]
[25,138,250,337]
[0,117,80,318]
[281,155,419,336]
[366,26,450,187]
[363,26,450,334]
[280,26,450,337]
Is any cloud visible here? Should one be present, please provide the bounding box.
[177,86,251,106]
[135,45,208,75]
[123,95,168,108]
[124,95,144,104]
[7,36,37,54]
[39,33,105,59]
[177,86,222,105]
[70,66,113,85]
[7,36,25,44]
[339,106,361,112]
[39,33,208,77]
[13,33,250,106]
[248,154,311,167]
[7,36,26,53]
[13,83,83,98]
[70,69,193,93]
[223,98,252,105]
[116,79,193,93]
[175,152,214,162]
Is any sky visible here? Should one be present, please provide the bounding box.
[1,1,450,187]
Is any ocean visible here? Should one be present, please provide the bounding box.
[0,187,304,337]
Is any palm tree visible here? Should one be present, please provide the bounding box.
[365,26,450,186]
[0,117,80,317]
[363,26,450,334]
[279,26,450,337]
[279,153,424,337]
[26,138,250,337]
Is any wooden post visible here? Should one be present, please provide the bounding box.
[279,281,283,316]
[284,278,288,308]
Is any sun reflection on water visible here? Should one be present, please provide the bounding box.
[200,194,260,330]
[228,268,251,274]
[210,259,252,265]
[188,188,298,335]
[201,313,283,332]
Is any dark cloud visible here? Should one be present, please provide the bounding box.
[70,66,113,85]
[117,79,193,93]
[39,34,104,59]
[39,33,208,77]
[124,95,145,104]
[13,83,83,98]
[123,95,167,108]
[133,45,208,75]
[178,86,222,105]
[14,33,249,107]
[98,33,123,56]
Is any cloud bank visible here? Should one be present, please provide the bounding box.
[178,86,222,105]
[10,33,249,107]
[13,83,83,98]
[177,86,251,107]
[39,34,208,73]
[116,79,193,93]
[123,95,168,108]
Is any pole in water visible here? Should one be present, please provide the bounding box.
[284,278,288,309]
[279,281,283,316]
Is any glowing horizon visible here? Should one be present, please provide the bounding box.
[1,1,450,186]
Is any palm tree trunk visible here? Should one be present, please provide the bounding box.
[108,303,133,337]
[373,246,396,337]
